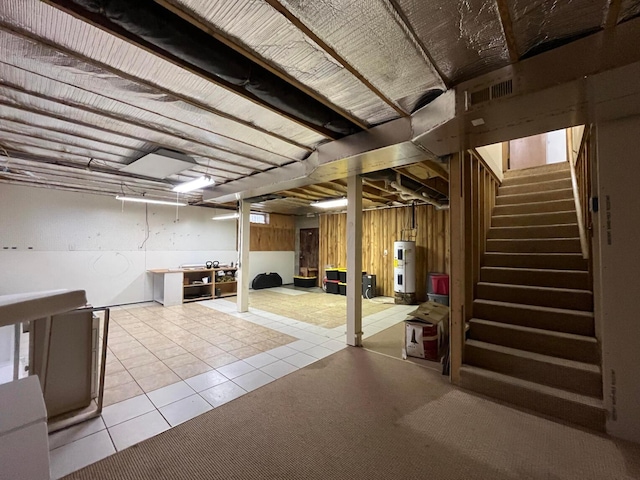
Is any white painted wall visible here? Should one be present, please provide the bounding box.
[545,129,567,164]
[0,184,238,307]
[595,115,640,443]
[476,143,504,181]
[248,251,295,286]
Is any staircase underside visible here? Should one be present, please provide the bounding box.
[460,162,604,431]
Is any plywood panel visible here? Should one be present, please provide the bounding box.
[250,213,295,251]
[319,205,450,300]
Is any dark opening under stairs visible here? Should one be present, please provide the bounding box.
[460,162,604,431]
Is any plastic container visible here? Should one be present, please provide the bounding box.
[427,293,449,306]
[338,268,347,283]
[338,282,347,295]
[326,269,340,281]
[430,274,449,295]
[294,276,317,288]
[325,280,340,294]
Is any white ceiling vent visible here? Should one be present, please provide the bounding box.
[465,78,514,111]
[120,149,197,179]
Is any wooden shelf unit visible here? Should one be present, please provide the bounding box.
[149,267,238,306]
[182,268,237,302]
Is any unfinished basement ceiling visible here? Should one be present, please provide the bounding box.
[0,0,638,211]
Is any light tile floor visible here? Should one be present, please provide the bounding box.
[48,296,414,479]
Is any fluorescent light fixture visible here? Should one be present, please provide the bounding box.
[311,198,348,209]
[120,149,196,179]
[116,195,187,206]
[173,175,215,193]
[212,213,239,221]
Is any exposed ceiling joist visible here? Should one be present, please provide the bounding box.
[0,24,314,152]
[605,0,623,28]
[495,0,520,63]
[153,0,371,131]
[386,0,451,87]
[262,0,410,118]
[40,0,343,140]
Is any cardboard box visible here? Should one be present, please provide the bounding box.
[407,301,449,326]
[404,320,443,361]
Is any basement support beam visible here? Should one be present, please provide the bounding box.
[448,152,464,384]
[346,175,363,347]
[237,200,251,313]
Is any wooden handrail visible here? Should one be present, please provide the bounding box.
[567,129,590,259]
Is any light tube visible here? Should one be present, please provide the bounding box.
[212,213,240,220]
[311,198,348,209]
[172,175,215,193]
[115,195,187,206]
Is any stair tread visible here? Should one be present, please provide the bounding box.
[493,210,576,219]
[497,188,574,202]
[486,252,584,256]
[490,223,578,230]
[460,365,604,408]
[469,318,598,343]
[474,298,594,317]
[481,266,588,274]
[501,174,571,187]
[487,237,581,242]
[477,282,592,295]
[466,339,600,374]
[503,163,570,177]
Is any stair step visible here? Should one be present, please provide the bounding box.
[480,267,590,289]
[503,162,570,178]
[460,365,605,431]
[498,178,572,196]
[476,282,592,311]
[483,252,588,270]
[465,340,602,397]
[488,224,580,239]
[492,211,577,227]
[473,299,595,336]
[493,199,576,216]
[501,170,571,187]
[468,318,599,363]
[496,188,574,206]
[486,238,581,253]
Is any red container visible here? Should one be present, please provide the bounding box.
[430,274,449,295]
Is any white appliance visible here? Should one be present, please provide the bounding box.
[393,241,416,294]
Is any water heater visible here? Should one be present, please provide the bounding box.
[394,241,416,294]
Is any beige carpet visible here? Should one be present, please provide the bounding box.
[226,288,394,328]
[66,349,640,480]
[363,322,442,371]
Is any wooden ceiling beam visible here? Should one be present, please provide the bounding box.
[605,0,623,28]
[263,0,410,117]
[495,0,520,63]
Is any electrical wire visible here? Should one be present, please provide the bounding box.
[138,203,150,250]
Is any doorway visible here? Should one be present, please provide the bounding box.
[299,228,319,283]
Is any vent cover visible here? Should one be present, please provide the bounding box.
[466,78,514,110]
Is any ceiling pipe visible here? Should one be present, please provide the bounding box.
[389,173,449,210]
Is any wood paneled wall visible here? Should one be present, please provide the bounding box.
[250,213,295,251]
[449,151,500,383]
[319,204,449,300]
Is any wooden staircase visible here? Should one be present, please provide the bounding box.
[460,162,604,430]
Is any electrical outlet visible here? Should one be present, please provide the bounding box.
[383,249,388,256]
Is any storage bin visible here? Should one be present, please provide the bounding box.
[294,276,317,288]
[427,293,449,306]
[326,269,340,281]
[326,280,340,294]
[338,282,347,295]
[338,268,347,283]
[430,274,449,295]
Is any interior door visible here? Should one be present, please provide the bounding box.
[299,228,319,279]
